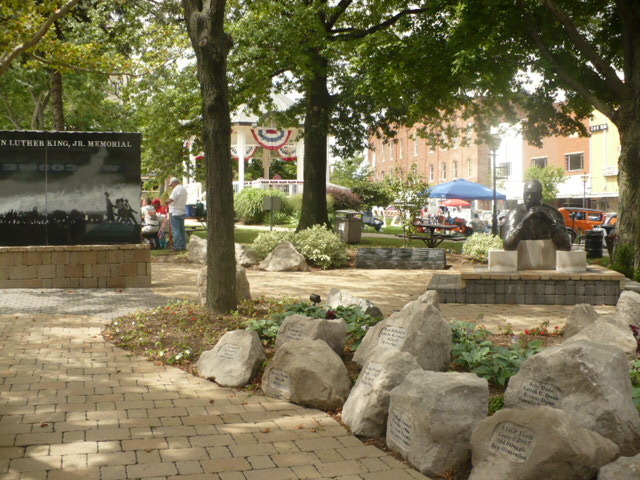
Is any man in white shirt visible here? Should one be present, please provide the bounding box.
[165,177,189,251]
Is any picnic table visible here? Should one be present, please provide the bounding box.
[396,223,467,248]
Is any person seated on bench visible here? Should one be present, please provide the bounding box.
[470,213,489,234]
[140,197,161,248]
[362,210,384,231]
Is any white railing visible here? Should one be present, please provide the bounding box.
[233,179,304,196]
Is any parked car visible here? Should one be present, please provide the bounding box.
[558,207,607,243]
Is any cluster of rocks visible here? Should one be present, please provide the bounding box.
[188,235,309,272]
[188,233,640,479]
[188,235,313,305]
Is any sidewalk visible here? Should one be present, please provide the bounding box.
[0,287,428,480]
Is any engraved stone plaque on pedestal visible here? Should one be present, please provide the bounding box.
[517,240,556,270]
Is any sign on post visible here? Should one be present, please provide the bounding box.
[262,195,282,231]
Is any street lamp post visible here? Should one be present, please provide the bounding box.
[581,174,589,208]
[489,130,502,236]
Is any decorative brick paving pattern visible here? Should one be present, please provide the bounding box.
[0,311,430,480]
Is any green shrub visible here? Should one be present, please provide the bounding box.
[251,230,294,258]
[630,360,640,412]
[612,243,638,280]
[462,233,505,262]
[450,321,543,388]
[266,302,380,351]
[327,185,363,212]
[251,225,350,269]
[292,225,351,269]
[288,194,303,218]
[245,317,282,343]
[234,188,293,224]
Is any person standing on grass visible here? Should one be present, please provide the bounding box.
[165,177,188,251]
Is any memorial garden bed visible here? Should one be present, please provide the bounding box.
[102,298,565,401]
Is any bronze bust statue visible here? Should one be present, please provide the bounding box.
[502,180,571,251]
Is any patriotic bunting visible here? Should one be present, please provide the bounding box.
[251,128,292,150]
[231,145,258,161]
[277,145,297,162]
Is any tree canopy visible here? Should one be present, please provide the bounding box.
[354,0,640,275]
[525,166,567,202]
[228,0,429,231]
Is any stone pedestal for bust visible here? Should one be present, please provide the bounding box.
[488,250,518,273]
[556,250,587,273]
[516,239,556,270]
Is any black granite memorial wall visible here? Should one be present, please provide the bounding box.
[0,131,142,246]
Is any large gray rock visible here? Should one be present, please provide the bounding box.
[565,312,638,359]
[259,241,309,272]
[326,288,384,319]
[415,290,440,309]
[504,340,640,455]
[618,290,640,328]
[275,314,347,355]
[262,339,351,410]
[342,350,421,438]
[598,453,640,480]
[387,370,488,477]
[235,243,259,267]
[196,330,265,387]
[188,235,207,264]
[187,237,259,267]
[353,300,451,371]
[196,266,250,305]
[563,303,598,338]
[469,406,619,480]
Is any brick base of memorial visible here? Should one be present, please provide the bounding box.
[428,265,626,305]
[355,247,446,269]
[0,244,151,288]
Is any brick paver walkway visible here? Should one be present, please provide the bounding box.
[0,289,429,480]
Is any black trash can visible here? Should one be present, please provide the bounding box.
[585,229,605,258]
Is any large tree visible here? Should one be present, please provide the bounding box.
[357,0,640,275]
[182,0,237,312]
[228,1,427,231]
[0,0,189,133]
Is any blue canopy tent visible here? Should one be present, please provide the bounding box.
[428,179,506,200]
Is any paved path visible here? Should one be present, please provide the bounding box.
[0,289,428,480]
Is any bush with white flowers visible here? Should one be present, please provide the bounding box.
[462,233,504,263]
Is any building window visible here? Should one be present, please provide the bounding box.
[441,162,447,180]
[429,164,434,182]
[391,142,396,160]
[452,161,458,179]
[531,156,547,168]
[398,139,403,159]
[414,137,419,156]
[565,152,584,171]
[467,158,472,177]
[371,150,376,167]
[497,163,511,177]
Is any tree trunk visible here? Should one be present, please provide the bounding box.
[615,115,640,276]
[49,69,64,130]
[31,91,50,130]
[297,49,331,231]
[182,0,237,312]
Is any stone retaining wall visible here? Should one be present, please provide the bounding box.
[429,265,626,305]
[0,244,151,288]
